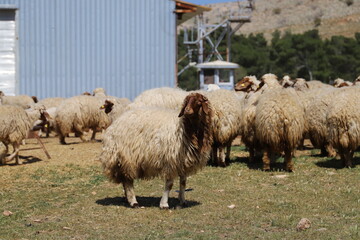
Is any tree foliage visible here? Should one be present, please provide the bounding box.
[177,29,360,89]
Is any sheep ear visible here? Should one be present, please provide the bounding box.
[42,111,51,120]
[178,97,189,117]
[255,81,265,92]
[202,100,209,115]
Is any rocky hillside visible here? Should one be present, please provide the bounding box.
[182,0,360,40]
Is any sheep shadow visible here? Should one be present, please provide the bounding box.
[3,155,42,166]
[232,156,294,172]
[96,196,200,209]
[315,157,360,169]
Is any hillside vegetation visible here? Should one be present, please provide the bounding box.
[182,0,360,40]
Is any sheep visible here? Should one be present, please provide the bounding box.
[206,84,220,91]
[55,95,111,144]
[0,91,38,109]
[204,89,243,167]
[353,76,360,86]
[0,105,49,165]
[306,80,332,89]
[327,87,360,167]
[305,87,340,157]
[100,98,131,123]
[234,75,283,163]
[127,87,188,110]
[92,87,107,97]
[36,97,65,109]
[100,93,213,209]
[254,74,305,171]
[333,78,352,88]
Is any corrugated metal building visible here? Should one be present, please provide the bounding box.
[0,0,207,100]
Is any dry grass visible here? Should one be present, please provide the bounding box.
[1,136,360,239]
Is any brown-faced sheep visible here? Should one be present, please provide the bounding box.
[0,105,49,164]
[100,93,213,209]
[55,95,111,144]
[100,98,131,123]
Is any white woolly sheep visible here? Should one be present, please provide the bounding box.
[305,87,340,157]
[55,95,111,144]
[0,105,49,164]
[353,76,360,86]
[92,87,107,97]
[235,75,283,163]
[327,87,360,167]
[306,80,333,89]
[255,74,305,171]
[206,84,220,91]
[36,97,65,109]
[333,78,352,88]
[128,87,188,111]
[204,89,243,167]
[0,91,38,109]
[100,93,213,209]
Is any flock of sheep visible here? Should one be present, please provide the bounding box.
[1,73,360,209]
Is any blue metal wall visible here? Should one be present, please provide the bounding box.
[0,0,176,100]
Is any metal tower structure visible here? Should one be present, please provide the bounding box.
[178,0,255,76]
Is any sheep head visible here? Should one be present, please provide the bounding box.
[178,93,210,118]
[82,91,92,96]
[235,76,255,92]
[100,100,114,114]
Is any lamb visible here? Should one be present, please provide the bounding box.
[327,87,360,167]
[100,98,131,123]
[100,93,213,209]
[0,105,49,164]
[55,95,111,144]
[254,74,305,171]
[204,89,243,167]
[0,91,38,109]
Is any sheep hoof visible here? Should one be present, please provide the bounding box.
[60,141,67,145]
[131,203,140,208]
[160,206,170,210]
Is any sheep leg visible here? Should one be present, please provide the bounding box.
[248,147,255,163]
[284,148,294,172]
[326,144,337,158]
[217,146,226,167]
[225,143,231,166]
[211,145,218,166]
[342,150,354,168]
[90,128,97,141]
[122,180,139,208]
[262,149,271,171]
[178,175,187,208]
[5,143,20,164]
[160,178,173,209]
[76,131,88,142]
[59,134,67,145]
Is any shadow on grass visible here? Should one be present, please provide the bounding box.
[96,196,200,209]
[315,157,360,169]
[4,155,42,166]
[231,156,295,172]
